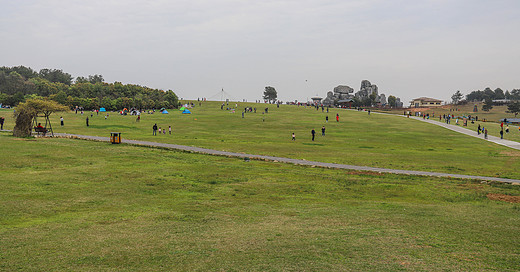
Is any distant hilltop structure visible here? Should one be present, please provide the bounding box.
[410,97,443,108]
[320,80,402,108]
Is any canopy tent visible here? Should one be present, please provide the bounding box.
[182,109,191,114]
[99,108,106,112]
[162,110,169,114]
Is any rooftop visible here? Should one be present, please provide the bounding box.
[411,97,443,102]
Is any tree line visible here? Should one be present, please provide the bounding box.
[0,66,179,110]
[465,87,520,102]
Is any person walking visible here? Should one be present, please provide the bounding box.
[336,114,339,122]
[325,116,328,123]
[321,126,325,136]
[153,124,158,136]
[477,124,481,135]
[169,126,172,135]
[86,117,89,127]
[500,129,504,139]
[158,127,162,134]
[311,129,316,141]
[484,129,488,139]
[60,116,64,126]
[0,116,4,130]
[292,132,295,141]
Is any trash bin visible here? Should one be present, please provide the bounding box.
[110,132,121,144]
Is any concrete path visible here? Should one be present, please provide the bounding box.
[54,133,520,185]
[367,110,520,150]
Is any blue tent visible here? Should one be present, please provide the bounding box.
[162,110,169,114]
[182,109,191,114]
[99,108,106,112]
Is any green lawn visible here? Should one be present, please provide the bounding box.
[1,101,519,179]
[1,133,519,271]
[376,103,520,142]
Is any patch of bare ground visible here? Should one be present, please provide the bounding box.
[487,193,520,203]
[499,150,520,157]
[346,170,385,176]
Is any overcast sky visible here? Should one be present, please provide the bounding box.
[1,0,519,104]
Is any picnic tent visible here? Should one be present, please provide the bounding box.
[162,110,169,114]
[182,109,191,114]
[179,107,186,111]
[99,108,106,112]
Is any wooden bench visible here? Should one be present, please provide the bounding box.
[34,127,48,136]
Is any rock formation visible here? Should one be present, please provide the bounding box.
[322,85,354,106]
[321,80,402,107]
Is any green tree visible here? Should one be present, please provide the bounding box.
[507,101,520,117]
[51,90,68,105]
[494,88,505,99]
[13,99,68,137]
[387,95,397,107]
[164,90,179,108]
[39,69,73,85]
[263,86,277,103]
[451,90,463,104]
[482,97,493,111]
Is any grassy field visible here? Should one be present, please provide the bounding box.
[1,132,519,271]
[1,101,520,179]
[375,102,520,141]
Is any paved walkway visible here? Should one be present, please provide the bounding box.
[54,133,520,184]
[367,110,520,150]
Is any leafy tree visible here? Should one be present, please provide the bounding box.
[505,90,511,99]
[507,101,520,117]
[88,74,104,84]
[51,90,67,105]
[0,65,38,79]
[164,90,179,108]
[451,90,463,104]
[511,89,520,100]
[263,86,277,103]
[494,88,505,99]
[13,99,68,137]
[387,95,397,107]
[368,93,377,106]
[39,69,73,85]
[75,76,89,83]
[482,97,493,111]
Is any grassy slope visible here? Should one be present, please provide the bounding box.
[1,102,520,180]
[1,133,519,271]
[377,103,520,142]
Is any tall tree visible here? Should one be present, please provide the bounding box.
[507,101,520,117]
[482,97,493,111]
[263,86,277,103]
[451,90,463,104]
[387,95,397,107]
[39,69,73,85]
[494,88,505,99]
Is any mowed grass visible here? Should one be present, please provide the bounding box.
[377,103,520,142]
[1,133,520,271]
[1,102,520,180]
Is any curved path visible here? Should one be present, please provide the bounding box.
[367,110,520,150]
[55,133,520,184]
